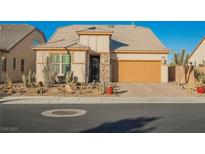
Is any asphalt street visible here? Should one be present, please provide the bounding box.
[1,103,205,133]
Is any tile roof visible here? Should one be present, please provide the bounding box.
[76,26,113,34]
[33,39,89,50]
[0,24,36,51]
[35,25,169,52]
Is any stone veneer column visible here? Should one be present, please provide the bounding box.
[100,53,111,82]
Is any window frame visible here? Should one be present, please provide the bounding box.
[21,59,24,72]
[13,58,16,69]
[49,53,71,76]
[2,57,7,72]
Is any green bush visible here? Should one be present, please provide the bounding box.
[194,68,205,84]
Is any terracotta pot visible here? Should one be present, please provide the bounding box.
[197,87,205,93]
[106,86,113,94]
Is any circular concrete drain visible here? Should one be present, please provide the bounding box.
[41,109,87,117]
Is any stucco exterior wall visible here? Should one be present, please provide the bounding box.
[36,63,46,83]
[80,35,110,52]
[36,50,49,82]
[72,51,87,82]
[189,39,205,66]
[36,50,71,83]
[1,30,45,82]
[73,51,86,63]
[36,50,88,83]
[71,64,86,82]
[161,65,168,83]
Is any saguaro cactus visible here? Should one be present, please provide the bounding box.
[42,57,56,88]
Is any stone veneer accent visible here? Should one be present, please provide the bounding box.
[100,53,111,82]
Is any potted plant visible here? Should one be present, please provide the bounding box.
[196,80,205,93]
[106,82,113,94]
[195,69,205,93]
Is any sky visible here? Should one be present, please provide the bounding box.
[1,21,205,61]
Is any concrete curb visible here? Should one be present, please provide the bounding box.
[1,96,205,104]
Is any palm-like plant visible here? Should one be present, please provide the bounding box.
[173,49,189,66]
[172,49,191,84]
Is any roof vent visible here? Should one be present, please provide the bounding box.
[88,27,96,30]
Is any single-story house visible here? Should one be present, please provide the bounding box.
[0,24,46,82]
[189,37,205,67]
[0,50,3,82]
[33,25,169,83]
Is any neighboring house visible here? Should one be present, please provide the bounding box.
[33,25,169,83]
[0,50,3,82]
[189,37,205,67]
[0,24,46,82]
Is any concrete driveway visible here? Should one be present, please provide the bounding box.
[117,82,191,97]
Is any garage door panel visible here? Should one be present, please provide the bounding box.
[112,60,161,83]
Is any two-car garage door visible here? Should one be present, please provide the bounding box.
[112,60,161,83]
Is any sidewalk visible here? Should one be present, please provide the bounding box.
[1,96,205,104]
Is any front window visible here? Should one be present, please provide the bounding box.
[13,58,16,69]
[21,59,24,72]
[2,57,7,72]
[50,53,71,76]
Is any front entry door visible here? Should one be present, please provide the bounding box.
[90,56,100,82]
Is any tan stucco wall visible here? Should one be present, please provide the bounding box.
[36,50,49,82]
[80,35,110,52]
[36,50,88,83]
[71,64,86,82]
[161,65,168,83]
[1,30,45,82]
[36,50,69,82]
[79,34,110,82]
[36,63,46,83]
[73,51,86,63]
[189,39,205,66]
[111,53,168,83]
[72,51,87,82]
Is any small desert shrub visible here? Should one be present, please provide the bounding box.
[5,78,12,89]
[22,70,36,87]
[65,71,75,85]
[194,68,205,85]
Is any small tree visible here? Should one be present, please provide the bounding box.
[172,49,189,66]
[171,49,191,84]
[42,57,56,88]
